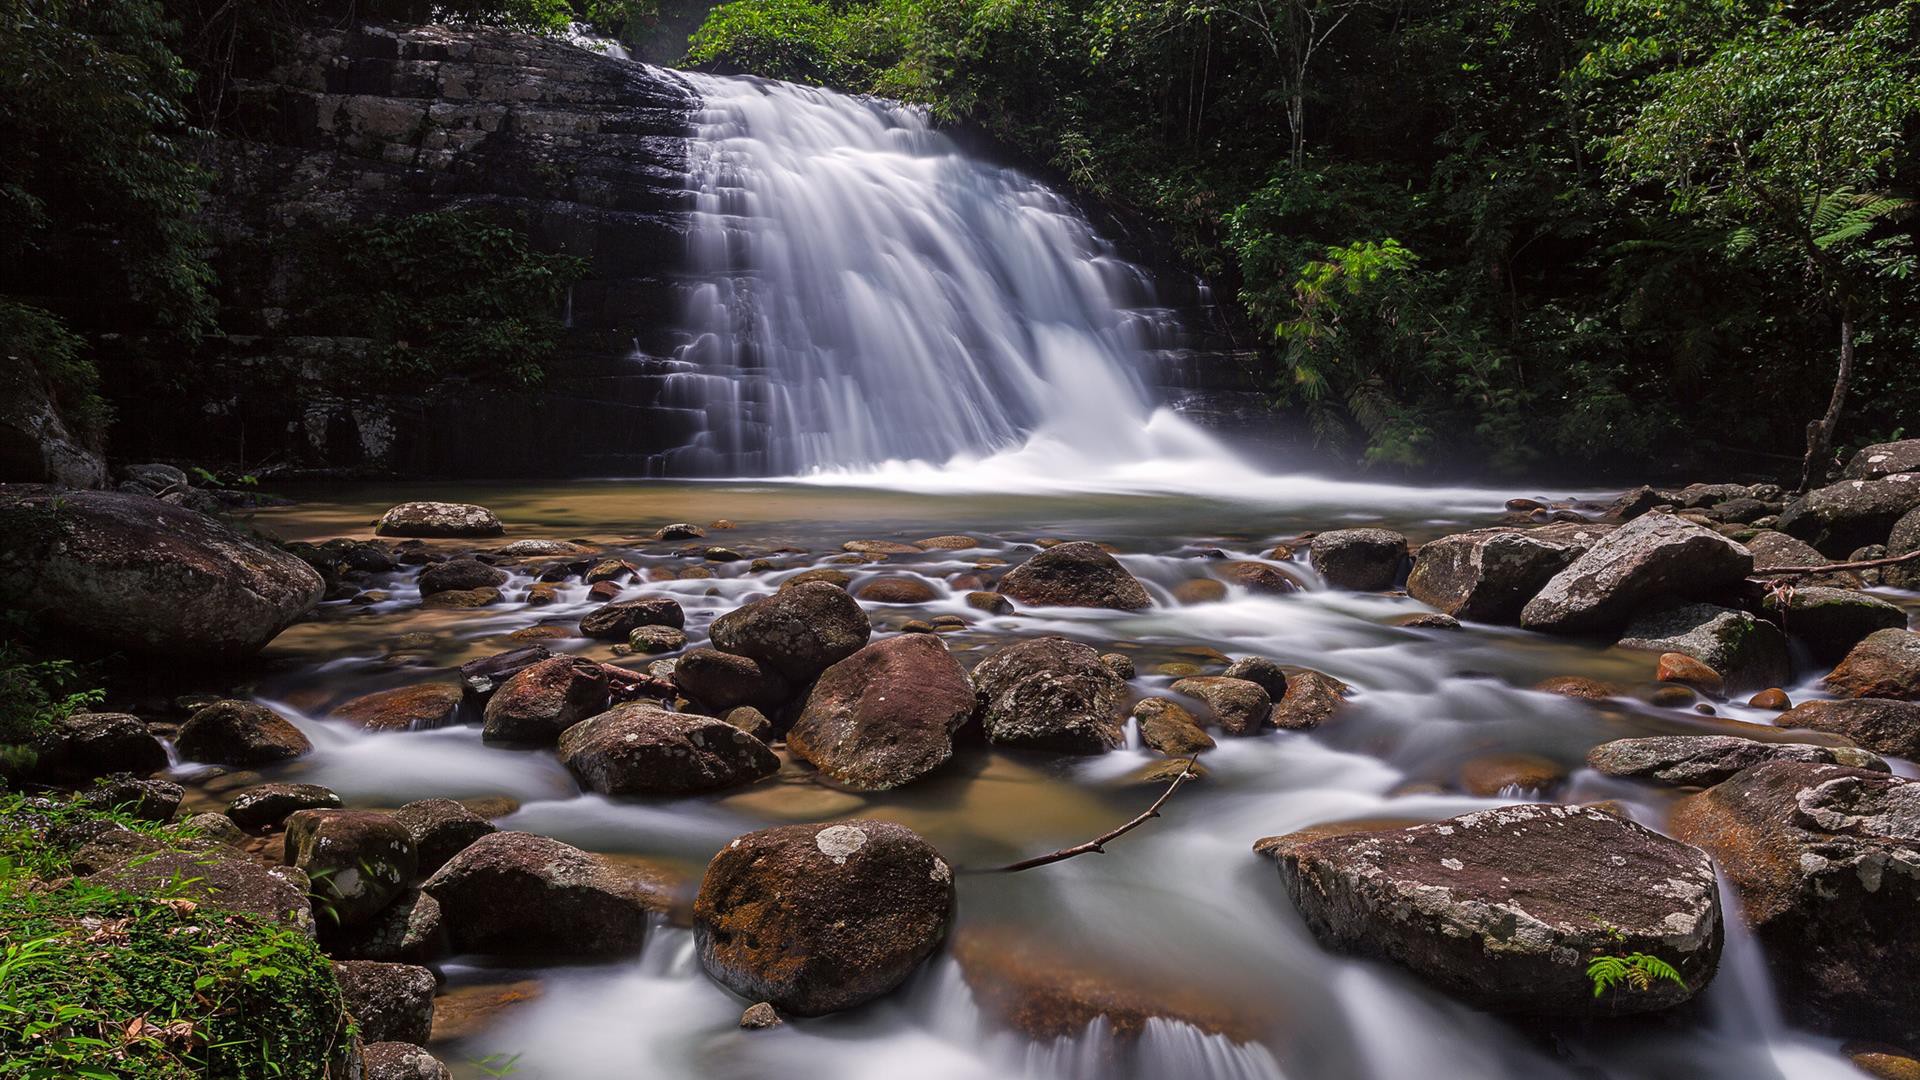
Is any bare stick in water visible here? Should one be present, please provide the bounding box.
[1754,548,1920,576]
[976,755,1200,873]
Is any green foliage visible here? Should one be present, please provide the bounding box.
[686,0,846,81]
[0,299,108,438]
[0,798,350,1080]
[330,211,588,387]
[0,637,103,773]
[1586,952,1686,997]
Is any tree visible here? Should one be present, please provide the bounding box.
[1608,2,1920,489]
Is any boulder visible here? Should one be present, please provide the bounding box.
[285,810,417,928]
[1617,603,1790,692]
[333,960,435,1045]
[1779,474,1920,556]
[1097,652,1135,679]
[1171,578,1228,604]
[421,831,659,959]
[1519,514,1753,634]
[1746,530,1863,588]
[329,683,464,733]
[31,711,167,780]
[324,889,446,964]
[1223,560,1303,595]
[1169,676,1272,736]
[694,821,954,1015]
[79,775,183,822]
[964,590,1013,614]
[1843,439,1920,481]
[1587,735,1886,787]
[1781,699,1920,758]
[182,811,249,847]
[420,586,499,609]
[708,581,872,682]
[1221,656,1289,700]
[362,1043,451,1080]
[458,645,554,704]
[997,541,1151,610]
[1825,629,1920,701]
[787,635,974,791]
[577,596,685,641]
[1406,524,1611,623]
[481,655,609,744]
[391,798,497,874]
[671,648,792,712]
[627,625,687,653]
[1670,763,1920,1042]
[780,567,851,590]
[971,636,1127,753]
[723,706,773,741]
[557,703,778,796]
[416,558,507,596]
[1132,698,1215,756]
[1655,652,1724,696]
[226,782,343,831]
[495,539,595,558]
[176,700,312,766]
[1309,529,1409,591]
[1271,670,1347,730]
[1264,804,1721,1016]
[0,487,324,660]
[1762,587,1907,663]
[85,848,314,933]
[1885,506,1920,591]
[374,502,503,538]
[0,357,106,487]
[854,576,941,604]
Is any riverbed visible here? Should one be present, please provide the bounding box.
[201,477,1914,1080]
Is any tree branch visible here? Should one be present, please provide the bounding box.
[1754,548,1920,576]
[972,755,1201,873]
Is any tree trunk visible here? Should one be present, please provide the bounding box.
[1798,312,1855,493]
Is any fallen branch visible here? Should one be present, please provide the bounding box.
[972,755,1200,873]
[1753,548,1920,577]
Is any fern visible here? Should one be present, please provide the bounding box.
[1808,187,1912,251]
[1587,952,1686,997]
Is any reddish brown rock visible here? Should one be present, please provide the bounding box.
[481,656,610,744]
[998,542,1150,610]
[787,635,974,791]
[1825,629,1920,701]
[1170,676,1272,736]
[557,703,778,796]
[1271,670,1347,730]
[854,576,941,604]
[329,683,463,733]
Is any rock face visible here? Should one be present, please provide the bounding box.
[481,655,610,743]
[1265,805,1722,1016]
[329,683,465,733]
[787,635,974,791]
[694,821,954,1015]
[577,595,685,640]
[1763,587,1907,663]
[176,700,313,766]
[1670,763,1920,1042]
[0,487,323,660]
[1845,439,1920,481]
[30,712,167,780]
[556,703,779,795]
[1779,474,1920,556]
[422,831,658,959]
[671,648,792,712]
[971,636,1128,753]
[1169,676,1272,736]
[1309,529,1409,591]
[1587,735,1886,787]
[1781,699,1920,758]
[1825,629,1920,701]
[708,581,872,682]
[1617,603,1790,692]
[0,356,106,488]
[375,502,503,538]
[1406,524,1609,623]
[1519,513,1753,634]
[285,810,418,928]
[334,960,436,1045]
[997,542,1151,610]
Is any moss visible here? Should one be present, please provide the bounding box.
[0,796,354,1079]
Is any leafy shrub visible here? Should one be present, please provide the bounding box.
[685,0,848,82]
[0,636,104,774]
[332,211,587,387]
[0,796,352,1080]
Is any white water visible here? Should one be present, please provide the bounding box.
[669,71,1316,498]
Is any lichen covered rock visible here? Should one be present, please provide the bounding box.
[788,634,974,791]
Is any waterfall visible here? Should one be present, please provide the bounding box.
[665,71,1245,484]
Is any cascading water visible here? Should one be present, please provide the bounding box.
[664,71,1242,484]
